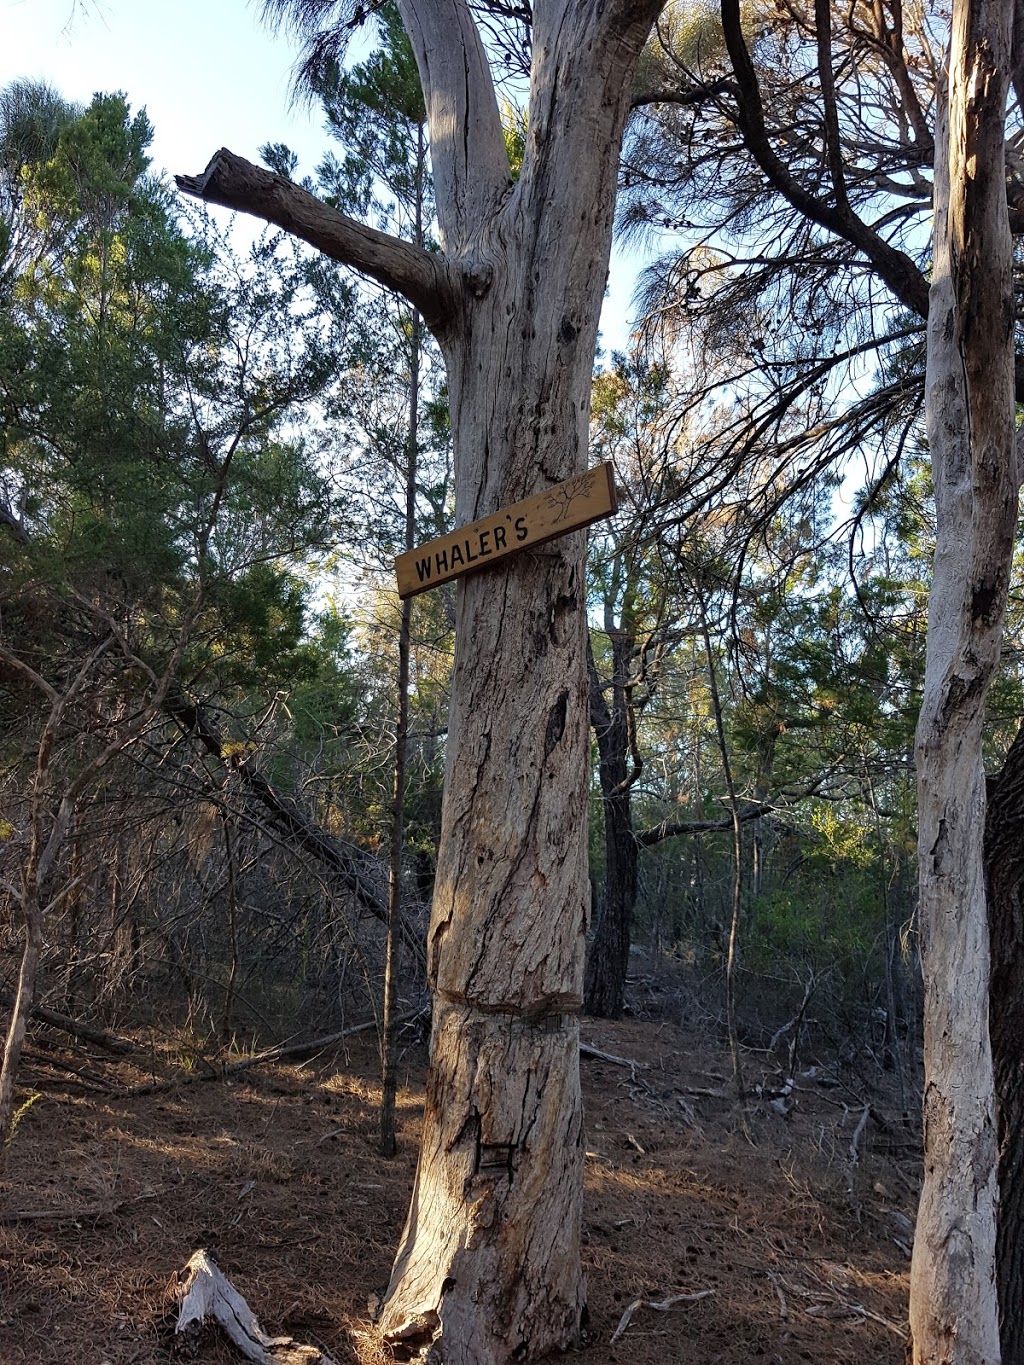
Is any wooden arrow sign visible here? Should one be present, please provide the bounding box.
[395,463,618,600]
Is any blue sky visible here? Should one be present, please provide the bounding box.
[1,0,639,348]
[2,0,333,181]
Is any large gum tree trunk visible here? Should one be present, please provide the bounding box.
[178,3,664,1360]
[909,0,1017,1357]
[380,14,660,1356]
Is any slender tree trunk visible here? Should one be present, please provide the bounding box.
[380,579,413,1158]
[985,719,1024,1362]
[0,889,43,1154]
[909,0,1017,1356]
[67,823,84,1000]
[381,300,421,1158]
[220,815,239,1046]
[751,815,763,899]
[698,604,746,1115]
[864,757,904,1088]
[584,637,639,1018]
[381,120,427,1158]
[749,733,776,902]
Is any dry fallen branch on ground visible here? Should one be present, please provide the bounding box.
[768,1271,789,1319]
[675,1095,704,1134]
[610,1289,715,1344]
[846,1104,871,1194]
[0,1187,163,1224]
[805,1301,908,1339]
[773,1271,908,1342]
[127,1014,421,1097]
[0,992,137,1055]
[173,1249,338,1364]
[580,1042,647,1070]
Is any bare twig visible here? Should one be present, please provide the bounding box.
[610,1289,715,1344]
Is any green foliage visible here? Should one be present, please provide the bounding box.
[500,99,528,181]
[312,3,429,231]
[0,86,355,757]
[5,1091,41,1146]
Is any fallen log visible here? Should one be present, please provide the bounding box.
[165,693,426,968]
[127,1012,423,1098]
[173,1249,338,1364]
[0,993,136,1055]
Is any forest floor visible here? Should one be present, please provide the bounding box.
[0,1002,917,1365]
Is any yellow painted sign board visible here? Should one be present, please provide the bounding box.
[395,463,618,600]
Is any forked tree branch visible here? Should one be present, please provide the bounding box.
[395,0,512,248]
[718,0,930,318]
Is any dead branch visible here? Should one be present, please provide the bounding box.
[676,1095,703,1133]
[0,993,137,1055]
[610,1289,715,1344]
[126,1014,421,1098]
[173,1249,337,1364]
[768,1271,789,1320]
[847,1103,871,1193]
[21,1046,112,1091]
[164,692,426,969]
[175,151,455,333]
[804,1300,908,1339]
[0,1187,163,1225]
[579,1042,647,1070]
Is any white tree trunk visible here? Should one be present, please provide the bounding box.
[910,0,1017,1357]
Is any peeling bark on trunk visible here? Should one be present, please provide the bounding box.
[384,1004,586,1360]
[378,212,600,1359]
[909,0,1017,1358]
[377,9,664,1359]
[178,3,665,1357]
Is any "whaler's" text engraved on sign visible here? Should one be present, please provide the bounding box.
[394,463,617,601]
